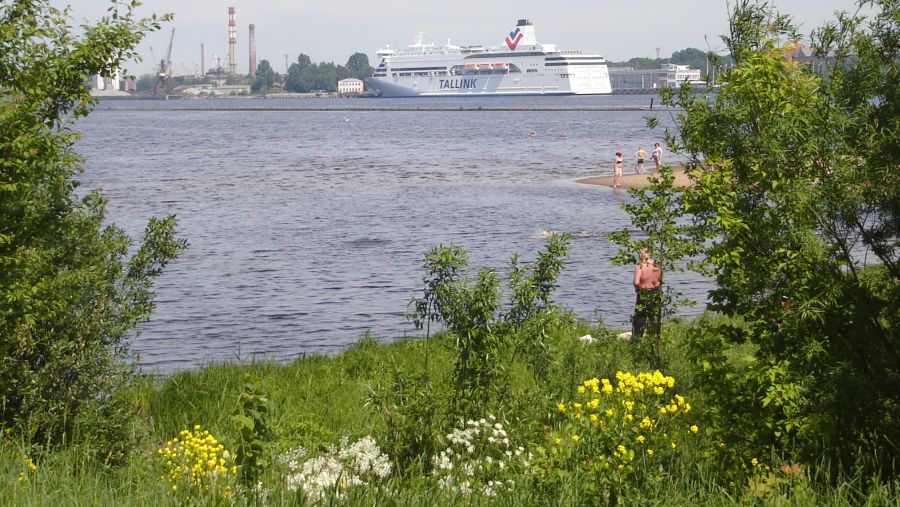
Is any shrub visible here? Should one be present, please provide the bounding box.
[0,1,183,455]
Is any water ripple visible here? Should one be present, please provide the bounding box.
[76,95,707,374]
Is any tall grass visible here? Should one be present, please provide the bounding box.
[3,318,898,505]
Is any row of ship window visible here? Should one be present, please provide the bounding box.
[375,66,584,78]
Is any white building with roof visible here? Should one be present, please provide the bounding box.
[337,78,364,95]
[661,64,702,87]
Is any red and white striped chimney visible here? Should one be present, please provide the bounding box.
[228,7,237,76]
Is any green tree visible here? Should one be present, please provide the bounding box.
[609,167,699,368]
[295,53,311,71]
[655,0,899,472]
[135,73,156,91]
[285,54,312,92]
[0,0,185,457]
[670,47,710,72]
[345,51,373,80]
[251,59,277,94]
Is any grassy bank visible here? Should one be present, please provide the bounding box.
[3,317,898,506]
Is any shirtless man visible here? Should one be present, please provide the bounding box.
[635,147,647,174]
[632,249,661,341]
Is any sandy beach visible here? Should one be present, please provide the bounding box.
[576,166,692,189]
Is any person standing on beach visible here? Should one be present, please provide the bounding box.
[632,249,661,342]
[614,151,624,188]
[651,143,663,172]
[635,146,647,174]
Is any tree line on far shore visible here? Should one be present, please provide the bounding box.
[253,52,374,94]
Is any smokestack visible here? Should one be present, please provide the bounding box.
[228,7,237,76]
[249,24,256,77]
[201,43,205,77]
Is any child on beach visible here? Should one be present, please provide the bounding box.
[614,151,624,188]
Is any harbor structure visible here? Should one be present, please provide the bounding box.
[249,24,257,77]
[228,7,237,76]
[608,63,703,92]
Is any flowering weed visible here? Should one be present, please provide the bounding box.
[431,415,532,498]
[156,425,236,501]
[277,436,391,501]
[536,371,700,499]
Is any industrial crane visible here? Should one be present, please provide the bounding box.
[154,28,176,95]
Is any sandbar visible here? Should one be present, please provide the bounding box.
[576,166,693,189]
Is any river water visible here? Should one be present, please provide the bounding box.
[74,94,709,374]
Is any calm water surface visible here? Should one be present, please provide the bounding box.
[75,95,708,374]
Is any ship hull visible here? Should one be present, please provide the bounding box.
[366,71,611,98]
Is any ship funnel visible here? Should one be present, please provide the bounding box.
[504,19,538,50]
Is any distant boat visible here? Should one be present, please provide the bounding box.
[365,19,612,97]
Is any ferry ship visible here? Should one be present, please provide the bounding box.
[365,19,612,97]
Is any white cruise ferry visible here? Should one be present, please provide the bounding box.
[365,19,612,97]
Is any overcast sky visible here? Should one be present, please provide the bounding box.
[56,1,865,76]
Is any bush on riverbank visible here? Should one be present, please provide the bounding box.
[0,0,184,462]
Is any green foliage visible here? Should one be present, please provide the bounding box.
[284,53,351,92]
[232,375,275,488]
[410,236,572,418]
[609,167,699,368]
[0,0,184,455]
[653,0,900,473]
[3,326,900,504]
[251,59,278,94]
[535,371,701,504]
[135,73,156,91]
[345,52,374,81]
[407,245,467,342]
[366,365,447,476]
[670,47,713,72]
